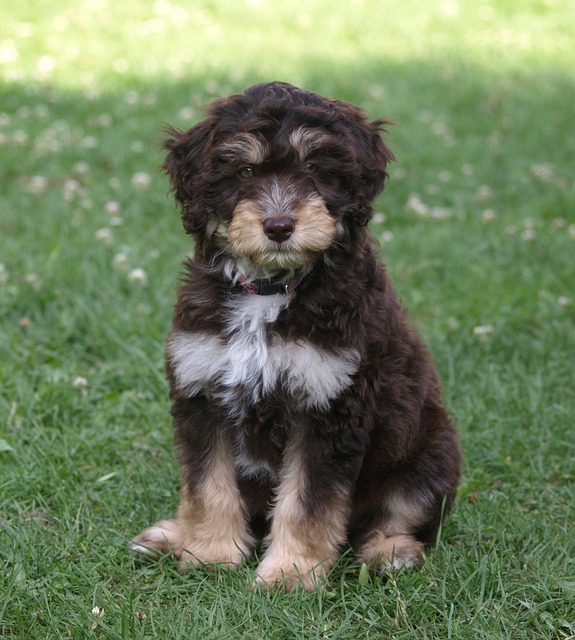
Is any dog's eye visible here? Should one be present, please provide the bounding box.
[304,162,318,174]
[238,166,254,179]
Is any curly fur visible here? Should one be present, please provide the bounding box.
[132,82,461,591]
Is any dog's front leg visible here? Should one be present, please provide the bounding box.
[174,436,253,570]
[254,432,359,591]
[132,401,253,570]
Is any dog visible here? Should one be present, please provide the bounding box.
[132,82,462,590]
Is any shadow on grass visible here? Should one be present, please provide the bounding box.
[3,52,575,182]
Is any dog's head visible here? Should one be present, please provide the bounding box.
[163,82,393,273]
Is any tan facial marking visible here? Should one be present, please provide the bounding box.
[294,196,337,252]
[289,126,331,161]
[228,194,336,270]
[218,134,268,165]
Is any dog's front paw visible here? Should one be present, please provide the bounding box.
[131,519,182,558]
[131,519,249,570]
[254,551,330,591]
[178,540,249,571]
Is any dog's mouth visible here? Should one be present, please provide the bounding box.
[243,245,312,271]
[230,238,314,271]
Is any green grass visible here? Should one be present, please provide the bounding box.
[1,0,574,637]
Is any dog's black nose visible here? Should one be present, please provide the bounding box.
[263,216,295,243]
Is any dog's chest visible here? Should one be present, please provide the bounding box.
[168,293,359,412]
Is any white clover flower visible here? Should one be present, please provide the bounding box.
[95,227,113,245]
[429,207,452,219]
[73,161,90,175]
[476,185,493,202]
[113,252,130,271]
[381,231,394,242]
[63,179,82,201]
[13,131,29,145]
[73,377,88,395]
[178,106,195,121]
[558,296,572,307]
[482,209,496,222]
[124,90,139,105]
[34,104,49,118]
[473,324,493,337]
[84,88,101,101]
[19,317,33,329]
[0,264,8,283]
[0,41,19,64]
[205,79,220,94]
[81,136,97,149]
[24,273,40,291]
[131,172,151,189]
[521,228,536,241]
[37,55,55,74]
[407,194,429,216]
[372,212,386,224]
[27,175,48,194]
[552,217,566,228]
[128,268,147,284]
[530,163,554,182]
[105,201,121,215]
[94,113,112,127]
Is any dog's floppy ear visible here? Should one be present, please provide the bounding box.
[349,118,394,226]
[162,120,213,235]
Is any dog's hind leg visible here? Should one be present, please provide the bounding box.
[352,488,430,571]
[351,474,456,572]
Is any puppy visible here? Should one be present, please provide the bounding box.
[132,82,461,590]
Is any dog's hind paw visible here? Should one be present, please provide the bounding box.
[357,532,425,571]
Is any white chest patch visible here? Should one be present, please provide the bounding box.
[168,294,359,412]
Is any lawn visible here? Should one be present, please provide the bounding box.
[1,0,574,638]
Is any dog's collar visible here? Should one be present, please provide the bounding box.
[237,263,315,296]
